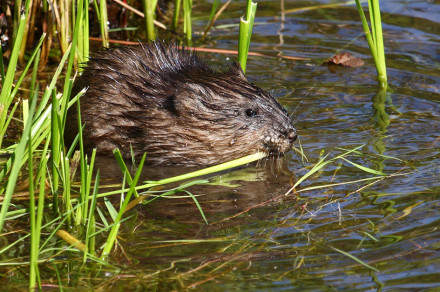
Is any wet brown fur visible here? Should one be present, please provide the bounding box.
[65,41,297,166]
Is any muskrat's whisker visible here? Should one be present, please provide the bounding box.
[290,100,304,118]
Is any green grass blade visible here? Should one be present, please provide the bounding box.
[35,43,72,120]
[0,45,5,86]
[172,0,182,30]
[367,0,376,45]
[330,246,379,272]
[145,151,267,186]
[76,96,86,225]
[0,91,38,232]
[0,101,19,155]
[52,90,61,211]
[96,152,268,199]
[142,0,159,41]
[83,149,97,221]
[103,196,118,223]
[30,50,41,99]
[61,156,72,225]
[9,34,46,102]
[100,153,147,260]
[99,0,109,47]
[289,146,365,191]
[183,190,208,224]
[113,149,141,198]
[0,5,30,148]
[183,0,193,44]
[28,108,37,290]
[340,157,386,176]
[84,170,100,262]
[371,0,386,85]
[238,0,257,73]
[355,0,387,88]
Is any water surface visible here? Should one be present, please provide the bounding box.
[101,1,440,290]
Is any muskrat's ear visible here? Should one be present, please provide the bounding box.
[228,62,248,82]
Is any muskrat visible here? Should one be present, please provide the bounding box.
[65,41,297,166]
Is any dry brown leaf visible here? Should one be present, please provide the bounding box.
[327,52,365,67]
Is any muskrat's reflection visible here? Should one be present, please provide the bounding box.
[91,155,296,221]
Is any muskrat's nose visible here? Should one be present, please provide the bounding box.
[286,128,297,143]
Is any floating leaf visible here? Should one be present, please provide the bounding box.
[327,52,365,67]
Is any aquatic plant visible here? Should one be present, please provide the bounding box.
[238,0,257,73]
[355,0,387,89]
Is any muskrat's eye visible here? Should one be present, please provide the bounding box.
[246,108,257,117]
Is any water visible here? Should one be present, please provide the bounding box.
[5,0,440,290]
[101,1,440,290]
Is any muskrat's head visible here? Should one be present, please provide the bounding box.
[67,42,297,166]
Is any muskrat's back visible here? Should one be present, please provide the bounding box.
[65,41,297,166]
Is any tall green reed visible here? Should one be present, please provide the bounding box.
[94,0,110,47]
[76,0,90,66]
[0,0,32,149]
[238,0,257,73]
[28,89,44,290]
[355,0,387,89]
[172,0,183,30]
[171,0,193,44]
[143,0,159,41]
[183,0,193,45]
[0,45,5,86]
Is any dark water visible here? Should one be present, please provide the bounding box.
[6,0,440,290]
[93,1,440,291]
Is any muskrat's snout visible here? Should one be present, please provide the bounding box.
[262,120,298,154]
[285,128,297,143]
[277,124,297,152]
